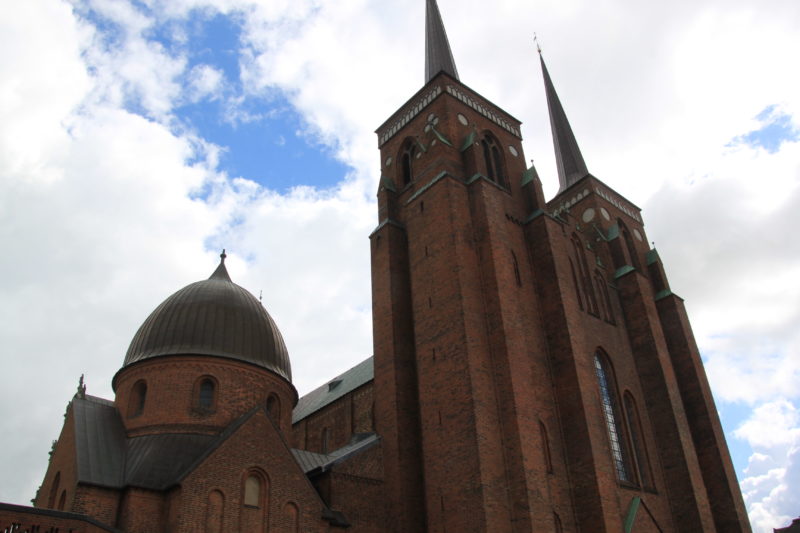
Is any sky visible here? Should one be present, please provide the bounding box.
[0,0,798,530]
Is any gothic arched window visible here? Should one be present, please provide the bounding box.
[266,394,280,421]
[572,234,598,316]
[593,351,633,483]
[624,392,654,489]
[243,474,262,507]
[199,379,215,411]
[481,134,507,188]
[400,139,417,186]
[619,220,642,271]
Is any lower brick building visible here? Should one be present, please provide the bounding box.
[2,0,751,531]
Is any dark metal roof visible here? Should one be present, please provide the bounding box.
[0,502,122,532]
[291,433,380,475]
[292,357,373,423]
[71,395,217,490]
[425,0,459,82]
[540,54,589,192]
[124,254,291,382]
[73,395,126,488]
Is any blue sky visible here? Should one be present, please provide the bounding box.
[1,1,799,531]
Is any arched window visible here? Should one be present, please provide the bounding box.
[266,394,280,421]
[128,380,147,418]
[481,134,507,188]
[624,392,654,489]
[569,258,584,310]
[593,351,633,483]
[57,490,66,511]
[198,378,215,411]
[321,427,330,454]
[48,471,60,508]
[400,139,416,186]
[619,220,642,271]
[594,271,614,323]
[285,502,299,533]
[243,475,261,507]
[206,490,224,533]
[572,235,598,315]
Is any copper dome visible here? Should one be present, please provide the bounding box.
[123,254,291,382]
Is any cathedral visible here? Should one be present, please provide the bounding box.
[0,0,751,531]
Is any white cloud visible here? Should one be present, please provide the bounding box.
[2,1,800,530]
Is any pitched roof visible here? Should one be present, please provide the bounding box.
[425,0,459,82]
[292,357,374,423]
[291,433,381,475]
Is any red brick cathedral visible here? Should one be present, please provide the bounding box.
[1,1,751,531]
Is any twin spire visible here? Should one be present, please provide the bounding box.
[424,0,589,192]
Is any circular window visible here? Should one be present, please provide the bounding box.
[600,207,611,221]
[508,145,518,157]
[582,208,596,223]
[457,113,469,126]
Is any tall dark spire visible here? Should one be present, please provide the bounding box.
[540,54,589,192]
[425,0,459,83]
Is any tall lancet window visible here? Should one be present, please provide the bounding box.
[400,139,417,186]
[481,133,507,188]
[593,351,632,483]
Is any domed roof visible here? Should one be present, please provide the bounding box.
[124,253,291,382]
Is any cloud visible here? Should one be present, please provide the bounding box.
[1,2,800,531]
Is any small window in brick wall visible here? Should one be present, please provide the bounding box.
[128,380,147,418]
[266,394,280,421]
[195,377,217,414]
[244,475,261,507]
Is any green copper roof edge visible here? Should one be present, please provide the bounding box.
[607,222,620,241]
[466,173,486,184]
[521,167,537,187]
[614,265,636,279]
[460,130,477,152]
[593,224,609,242]
[524,209,545,223]
[655,289,674,301]
[379,174,397,193]
[623,496,642,533]
[431,126,453,147]
[646,248,660,265]
[406,171,450,204]
[369,218,406,238]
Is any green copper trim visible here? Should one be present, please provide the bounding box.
[594,224,609,242]
[614,265,635,279]
[646,248,660,265]
[369,218,406,238]
[524,209,545,223]
[655,289,674,301]
[467,173,486,184]
[521,166,538,187]
[431,126,453,147]
[406,171,450,204]
[460,130,477,152]
[379,174,397,193]
[607,222,620,241]
[623,496,642,533]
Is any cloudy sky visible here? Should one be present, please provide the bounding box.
[1,0,798,530]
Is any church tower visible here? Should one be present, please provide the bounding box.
[370,1,750,532]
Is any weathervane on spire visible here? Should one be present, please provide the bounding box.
[534,33,542,55]
[220,249,227,263]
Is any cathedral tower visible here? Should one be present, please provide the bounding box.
[370,1,750,532]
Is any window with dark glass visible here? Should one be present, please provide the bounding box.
[199,379,215,411]
[572,235,598,315]
[481,134,507,188]
[401,140,416,186]
[593,352,633,483]
[129,380,147,418]
[266,394,280,420]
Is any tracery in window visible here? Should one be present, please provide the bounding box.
[572,235,598,315]
[593,351,633,483]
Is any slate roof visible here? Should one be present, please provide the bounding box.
[124,253,292,382]
[291,433,380,475]
[292,357,374,423]
[425,0,459,82]
[71,392,379,492]
[72,395,217,490]
[540,54,590,193]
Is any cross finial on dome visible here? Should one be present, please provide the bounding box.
[210,250,232,282]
